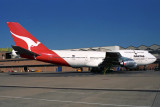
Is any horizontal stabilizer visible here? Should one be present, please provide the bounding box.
[11,45,40,57]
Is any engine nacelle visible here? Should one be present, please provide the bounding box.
[120,57,137,69]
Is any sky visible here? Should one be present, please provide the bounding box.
[0,0,160,49]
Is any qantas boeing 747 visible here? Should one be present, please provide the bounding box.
[7,22,157,72]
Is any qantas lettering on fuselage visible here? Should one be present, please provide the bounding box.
[134,55,145,57]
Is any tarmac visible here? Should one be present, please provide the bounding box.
[0,70,160,107]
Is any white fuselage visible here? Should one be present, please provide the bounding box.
[53,50,156,67]
[54,50,105,67]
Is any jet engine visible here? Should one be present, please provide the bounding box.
[119,57,137,69]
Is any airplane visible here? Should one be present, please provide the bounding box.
[7,22,157,72]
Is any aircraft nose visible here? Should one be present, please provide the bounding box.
[151,55,157,63]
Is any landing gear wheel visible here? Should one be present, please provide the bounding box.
[90,68,102,73]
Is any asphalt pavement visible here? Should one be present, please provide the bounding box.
[0,70,160,107]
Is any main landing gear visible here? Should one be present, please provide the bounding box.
[90,65,113,74]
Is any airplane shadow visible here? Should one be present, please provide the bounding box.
[0,85,159,93]
[7,70,150,77]
[8,71,96,77]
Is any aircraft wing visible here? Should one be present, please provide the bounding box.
[99,52,121,68]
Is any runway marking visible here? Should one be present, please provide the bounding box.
[49,91,87,94]
[0,95,150,107]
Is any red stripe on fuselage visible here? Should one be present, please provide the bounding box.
[36,49,70,66]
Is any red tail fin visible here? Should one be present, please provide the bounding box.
[7,22,49,53]
[7,22,70,66]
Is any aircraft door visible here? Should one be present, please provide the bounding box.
[72,55,75,60]
[85,55,90,61]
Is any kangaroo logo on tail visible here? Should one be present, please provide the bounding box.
[10,31,41,51]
